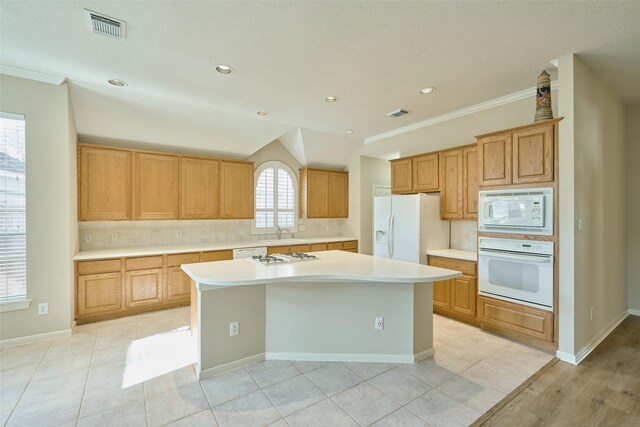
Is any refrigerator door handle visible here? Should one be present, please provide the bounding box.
[389,213,395,259]
[387,213,392,258]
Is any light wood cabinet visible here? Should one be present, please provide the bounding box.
[512,124,554,184]
[77,272,122,316]
[267,245,290,255]
[429,256,478,323]
[310,243,328,252]
[200,250,233,262]
[290,244,311,252]
[479,295,553,343]
[462,146,479,219]
[477,120,558,187]
[219,161,254,219]
[79,147,132,221]
[412,154,439,192]
[439,149,463,219]
[134,153,180,219]
[300,168,348,219]
[390,159,413,194]
[181,157,219,219]
[125,268,163,309]
[328,172,349,218]
[166,266,192,304]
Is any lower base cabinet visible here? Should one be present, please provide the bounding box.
[428,256,478,324]
[166,266,192,304]
[478,295,554,344]
[125,268,163,309]
[77,272,122,317]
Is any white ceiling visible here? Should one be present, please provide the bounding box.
[2,1,640,166]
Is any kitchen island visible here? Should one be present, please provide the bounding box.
[182,250,461,379]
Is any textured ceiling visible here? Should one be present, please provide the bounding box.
[1,1,639,165]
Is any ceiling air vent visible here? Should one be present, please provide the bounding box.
[387,109,409,118]
[84,9,126,39]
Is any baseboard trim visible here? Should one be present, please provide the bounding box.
[266,349,433,364]
[556,309,629,365]
[0,327,73,349]
[196,353,265,380]
[628,308,640,316]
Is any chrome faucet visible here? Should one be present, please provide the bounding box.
[275,225,290,240]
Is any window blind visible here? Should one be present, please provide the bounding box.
[255,163,296,230]
[0,114,26,301]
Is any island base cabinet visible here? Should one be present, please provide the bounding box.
[166,267,192,304]
[125,268,163,309]
[77,273,122,317]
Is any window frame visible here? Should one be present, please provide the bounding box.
[252,161,299,235]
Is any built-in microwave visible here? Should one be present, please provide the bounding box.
[478,188,553,236]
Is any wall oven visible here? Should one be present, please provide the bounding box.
[478,237,554,311]
[478,187,553,235]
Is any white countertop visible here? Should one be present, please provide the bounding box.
[74,236,357,261]
[426,249,477,262]
[182,250,462,288]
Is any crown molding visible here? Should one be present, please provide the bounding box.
[364,80,559,144]
[0,64,66,85]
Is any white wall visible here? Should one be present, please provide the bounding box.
[627,104,640,311]
[0,75,77,342]
[359,156,391,255]
[558,55,628,359]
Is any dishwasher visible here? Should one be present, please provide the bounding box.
[232,247,267,259]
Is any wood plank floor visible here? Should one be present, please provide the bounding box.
[479,314,640,426]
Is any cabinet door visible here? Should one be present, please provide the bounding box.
[181,157,219,219]
[390,159,413,193]
[463,146,479,219]
[134,153,180,219]
[306,170,329,218]
[79,147,132,221]
[451,275,476,318]
[77,273,122,316]
[412,154,439,192]
[478,133,512,186]
[219,161,254,219]
[124,268,163,309]
[433,279,451,311]
[512,124,554,184]
[439,149,463,219]
[328,172,349,218]
[166,266,192,304]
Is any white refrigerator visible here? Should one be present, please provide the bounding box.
[373,194,449,264]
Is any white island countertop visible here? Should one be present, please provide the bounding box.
[183,250,462,288]
[74,236,357,261]
[426,249,477,262]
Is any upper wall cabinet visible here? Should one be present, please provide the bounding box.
[219,161,254,219]
[439,149,463,220]
[462,146,479,219]
[412,153,439,192]
[477,119,558,187]
[300,168,349,218]
[79,147,132,221]
[134,153,180,220]
[390,159,413,194]
[181,157,219,219]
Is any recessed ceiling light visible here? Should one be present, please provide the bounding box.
[216,65,233,74]
[345,130,354,134]
[419,87,435,94]
[257,111,270,116]
[325,96,338,103]
[108,79,127,87]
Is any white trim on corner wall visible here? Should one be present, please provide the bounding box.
[556,309,630,365]
[0,64,66,85]
[0,327,73,349]
[628,308,640,316]
[364,80,559,144]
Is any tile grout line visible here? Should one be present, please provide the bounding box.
[74,332,99,427]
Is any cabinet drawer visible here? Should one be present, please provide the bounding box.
[267,245,290,255]
[201,250,233,262]
[479,296,553,342]
[167,253,200,267]
[309,243,328,252]
[290,244,311,252]
[327,242,344,250]
[428,256,476,276]
[343,240,358,250]
[125,256,163,271]
[77,259,122,275]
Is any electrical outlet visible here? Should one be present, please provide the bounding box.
[38,303,48,315]
[84,234,92,242]
[229,321,239,337]
[111,233,118,241]
[299,225,306,231]
[578,219,584,231]
[240,228,246,236]
[590,307,594,321]
[176,230,182,238]
[375,317,384,330]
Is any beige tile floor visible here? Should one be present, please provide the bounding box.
[0,308,554,427]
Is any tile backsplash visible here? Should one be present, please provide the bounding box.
[450,220,478,252]
[79,219,349,251]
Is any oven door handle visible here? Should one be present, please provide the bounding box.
[479,251,552,263]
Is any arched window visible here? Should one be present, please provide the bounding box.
[253,161,297,233]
